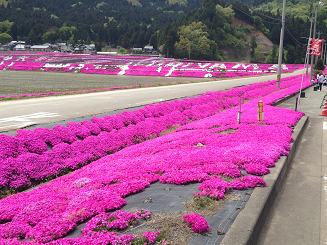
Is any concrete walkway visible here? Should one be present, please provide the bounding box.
[257,86,327,244]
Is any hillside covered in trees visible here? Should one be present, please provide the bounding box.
[156,0,251,61]
[242,0,324,19]
[155,0,308,62]
[156,0,327,62]
[0,0,202,48]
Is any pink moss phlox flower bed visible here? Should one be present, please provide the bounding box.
[0,115,302,242]
[0,74,311,191]
[229,175,268,190]
[182,213,210,233]
[0,209,165,245]
[0,53,305,100]
[194,177,231,199]
[0,53,304,79]
[81,209,152,238]
[0,72,310,243]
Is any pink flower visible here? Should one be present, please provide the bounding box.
[182,214,210,233]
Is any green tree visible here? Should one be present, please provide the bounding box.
[0,20,13,33]
[42,31,58,43]
[314,58,325,71]
[0,33,12,44]
[252,45,267,63]
[197,36,215,60]
[285,45,296,64]
[59,25,72,41]
[10,22,17,40]
[174,36,191,58]
[117,45,127,54]
[174,21,217,60]
[265,45,279,64]
[58,24,77,42]
[250,36,257,60]
[177,21,209,43]
[215,5,235,22]
[27,29,37,44]
[149,32,158,49]
[163,35,175,57]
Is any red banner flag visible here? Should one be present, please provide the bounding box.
[310,39,325,56]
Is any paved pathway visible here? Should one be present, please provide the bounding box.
[257,86,327,244]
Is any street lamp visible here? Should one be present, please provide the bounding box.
[301,36,311,77]
[310,1,324,81]
[304,15,314,77]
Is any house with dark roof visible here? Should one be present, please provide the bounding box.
[30,45,51,52]
[144,46,156,54]
[13,44,25,51]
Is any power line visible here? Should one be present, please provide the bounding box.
[284,25,307,46]
[230,4,280,25]
[236,0,281,21]
[260,19,282,25]
[227,0,309,46]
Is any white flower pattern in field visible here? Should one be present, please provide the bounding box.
[0,54,300,78]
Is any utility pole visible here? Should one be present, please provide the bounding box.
[188,46,191,60]
[321,39,325,60]
[318,31,323,61]
[277,0,286,88]
[321,42,324,60]
[310,2,324,81]
[317,31,324,60]
[306,15,314,77]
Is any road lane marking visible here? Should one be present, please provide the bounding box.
[0,122,36,130]
[0,112,60,131]
[0,112,60,123]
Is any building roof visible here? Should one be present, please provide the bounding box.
[30,45,50,49]
[14,44,25,49]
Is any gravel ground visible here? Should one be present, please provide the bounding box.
[0,70,212,97]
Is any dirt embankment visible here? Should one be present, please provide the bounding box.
[223,17,274,62]
[232,17,273,51]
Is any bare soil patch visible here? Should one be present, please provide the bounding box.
[131,191,241,245]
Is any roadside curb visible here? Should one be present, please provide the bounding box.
[220,115,309,245]
[272,84,313,107]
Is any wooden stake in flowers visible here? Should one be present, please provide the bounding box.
[258,100,264,121]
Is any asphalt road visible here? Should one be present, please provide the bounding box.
[0,69,305,132]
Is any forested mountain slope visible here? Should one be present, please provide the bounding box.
[229,0,326,63]
[0,0,202,48]
[241,0,320,18]
[156,0,278,61]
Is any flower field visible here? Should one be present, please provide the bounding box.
[0,72,311,244]
[0,74,309,190]
[0,52,304,79]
